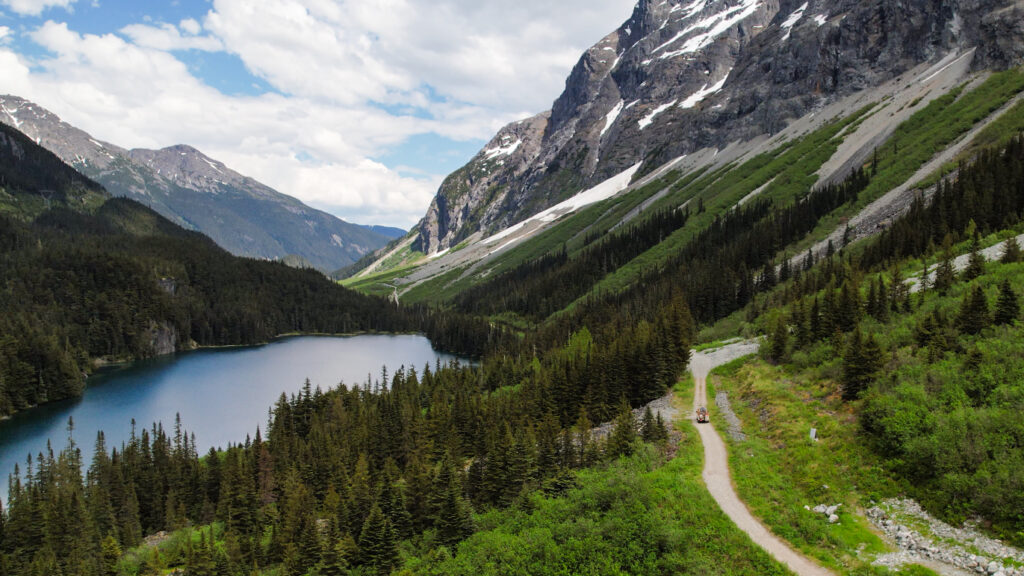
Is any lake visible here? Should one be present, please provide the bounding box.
[0,334,460,497]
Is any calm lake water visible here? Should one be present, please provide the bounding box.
[0,334,459,498]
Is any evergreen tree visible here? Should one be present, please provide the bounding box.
[994,280,1019,325]
[358,505,396,574]
[652,413,669,443]
[1001,236,1021,263]
[842,327,883,401]
[640,407,657,443]
[100,534,121,576]
[767,316,788,363]
[934,249,956,294]
[958,284,991,335]
[964,233,986,281]
[606,399,637,458]
[317,538,349,576]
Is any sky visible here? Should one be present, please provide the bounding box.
[0,0,635,228]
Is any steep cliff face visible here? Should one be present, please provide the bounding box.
[0,97,392,271]
[417,0,1024,254]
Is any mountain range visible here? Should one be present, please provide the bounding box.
[0,95,397,272]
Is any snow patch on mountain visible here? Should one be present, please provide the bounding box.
[483,162,643,251]
[638,100,678,129]
[483,138,522,160]
[680,75,729,109]
[2,106,21,130]
[652,0,761,61]
[601,100,625,137]
[780,2,809,42]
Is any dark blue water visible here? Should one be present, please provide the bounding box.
[0,334,458,498]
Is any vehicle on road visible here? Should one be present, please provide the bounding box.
[696,406,709,423]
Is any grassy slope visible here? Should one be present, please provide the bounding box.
[570,106,874,307]
[700,242,1024,568]
[790,68,1024,256]
[707,357,897,574]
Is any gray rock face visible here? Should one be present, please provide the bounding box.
[417,0,1024,254]
[0,96,392,272]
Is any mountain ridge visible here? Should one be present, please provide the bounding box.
[413,0,1024,255]
[0,95,392,272]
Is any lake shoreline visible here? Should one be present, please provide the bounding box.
[0,334,461,496]
[5,330,435,422]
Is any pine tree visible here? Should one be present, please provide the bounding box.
[964,233,985,281]
[934,249,956,294]
[318,538,349,576]
[1001,236,1021,263]
[958,284,991,335]
[358,504,388,569]
[994,280,1020,325]
[768,316,789,363]
[842,327,883,401]
[100,534,121,576]
[836,281,862,332]
[652,413,669,443]
[606,398,637,458]
[640,407,657,442]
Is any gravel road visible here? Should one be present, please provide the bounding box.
[690,342,836,576]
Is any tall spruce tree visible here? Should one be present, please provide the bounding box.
[964,233,986,281]
[994,280,1020,325]
[842,327,883,401]
[1001,236,1021,263]
[934,250,956,294]
[768,316,789,363]
[958,285,991,335]
[606,399,637,458]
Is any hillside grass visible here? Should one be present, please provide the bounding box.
[915,94,1024,191]
[707,358,898,574]
[789,67,1024,255]
[567,105,875,308]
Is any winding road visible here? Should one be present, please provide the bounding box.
[689,342,835,576]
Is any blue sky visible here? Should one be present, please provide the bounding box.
[0,0,634,226]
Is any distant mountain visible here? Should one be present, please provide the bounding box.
[361,224,407,240]
[0,96,391,272]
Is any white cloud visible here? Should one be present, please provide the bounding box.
[0,26,11,44]
[179,18,201,36]
[1,0,635,226]
[120,22,223,52]
[1,0,76,16]
[204,0,633,113]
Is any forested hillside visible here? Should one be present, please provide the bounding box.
[0,127,498,418]
[0,122,108,220]
[0,282,696,575]
[737,135,1024,542]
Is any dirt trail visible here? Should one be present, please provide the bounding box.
[689,342,836,576]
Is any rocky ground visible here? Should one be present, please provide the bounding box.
[591,391,678,442]
[713,391,746,442]
[868,499,1024,576]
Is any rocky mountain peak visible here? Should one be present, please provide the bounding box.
[127,144,254,197]
[0,95,126,171]
[412,0,1024,256]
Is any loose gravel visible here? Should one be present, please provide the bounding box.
[868,499,1024,576]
